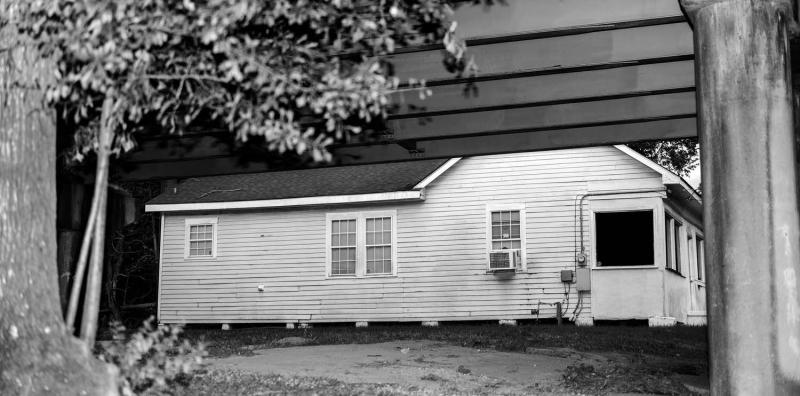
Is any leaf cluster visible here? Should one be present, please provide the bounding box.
[98,317,206,396]
[15,0,472,161]
[628,138,700,177]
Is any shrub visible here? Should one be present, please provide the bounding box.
[98,317,206,396]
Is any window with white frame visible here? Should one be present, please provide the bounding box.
[486,204,526,270]
[695,235,705,281]
[665,212,683,274]
[185,217,217,258]
[326,211,396,277]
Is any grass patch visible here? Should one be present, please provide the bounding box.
[175,369,422,396]
[562,362,694,395]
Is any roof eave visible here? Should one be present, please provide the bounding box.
[413,157,461,189]
[613,145,702,205]
[144,190,425,213]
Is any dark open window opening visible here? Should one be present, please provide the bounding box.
[595,210,654,267]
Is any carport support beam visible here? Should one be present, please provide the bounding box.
[680,0,800,394]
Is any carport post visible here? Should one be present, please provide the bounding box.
[680,0,800,394]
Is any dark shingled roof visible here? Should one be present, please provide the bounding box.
[147,159,450,205]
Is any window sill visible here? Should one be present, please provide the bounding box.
[592,265,657,270]
[485,268,524,275]
[183,256,217,261]
[364,274,397,278]
[665,268,686,278]
[326,274,398,279]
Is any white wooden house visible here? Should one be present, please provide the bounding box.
[146,145,705,327]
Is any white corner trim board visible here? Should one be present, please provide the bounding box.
[145,190,425,213]
[413,158,461,189]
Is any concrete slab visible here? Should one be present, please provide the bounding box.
[208,340,595,394]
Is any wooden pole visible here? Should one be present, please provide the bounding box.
[79,96,114,345]
[680,0,800,393]
[556,302,562,326]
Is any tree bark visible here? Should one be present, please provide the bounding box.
[0,18,118,396]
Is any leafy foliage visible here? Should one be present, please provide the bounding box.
[628,138,700,177]
[175,370,419,396]
[98,317,206,396]
[15,0,474,161]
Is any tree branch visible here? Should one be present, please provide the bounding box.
[143,74,227,83]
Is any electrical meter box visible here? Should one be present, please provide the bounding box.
[576,267,591,291]
[560,270,574,282]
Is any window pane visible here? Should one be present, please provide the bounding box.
[596,210,654,266]
[331,247,356,275]
[665,215,674,269]
[491,211,521,250]
[674,221,682,272]
[188,223,215,257]
[492,226,501,239]
[366,232,375,245]
[696,238,704,280]
[383,231,391,244]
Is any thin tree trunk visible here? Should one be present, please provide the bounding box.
[80,96,113,345]
[65,182,101,329]
[0,20,118,395]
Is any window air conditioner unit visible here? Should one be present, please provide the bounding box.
[489,249,521,271]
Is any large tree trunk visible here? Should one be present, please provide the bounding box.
[0,20,118,396]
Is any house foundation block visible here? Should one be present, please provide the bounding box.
[686,313,707,326]
[421,321,439,327]
[499,319,517,326]
[574,317,594,326]
[221,323,231,331]
[355,321,368,328]
[298,323,312,329]
[648,316,677,327]
[285,323,295,329]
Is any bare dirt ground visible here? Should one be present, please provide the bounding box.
[208,340,613,394]
[181,324,709,395]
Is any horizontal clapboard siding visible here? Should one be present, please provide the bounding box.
[158,146,663,323]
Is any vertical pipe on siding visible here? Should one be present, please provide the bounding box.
[157,214,165,323]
